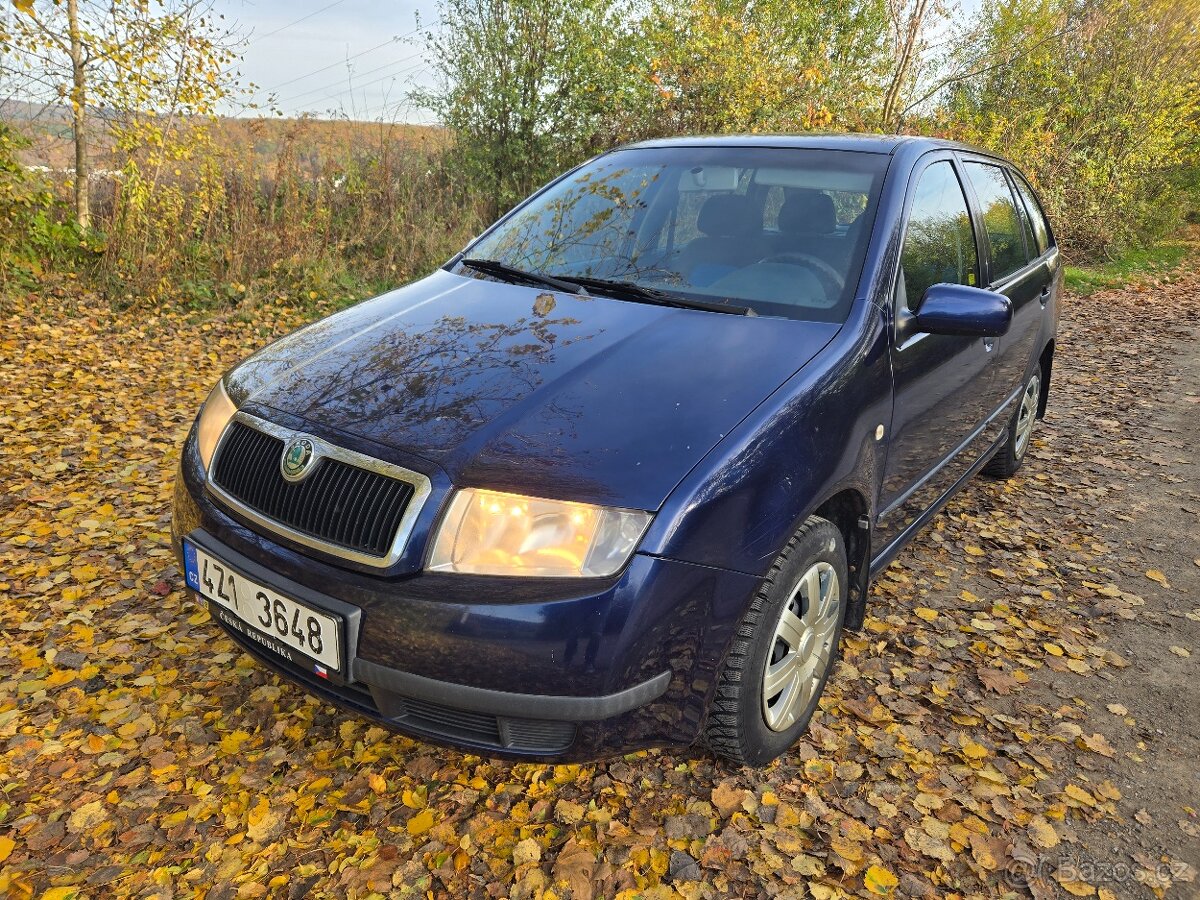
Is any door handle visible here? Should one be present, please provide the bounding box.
[1039,286,1051,305]
[982,338,995,352]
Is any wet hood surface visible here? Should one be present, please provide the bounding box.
[226,270,838,510]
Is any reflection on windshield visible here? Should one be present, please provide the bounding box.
[466,146,888,322]
[483,167,662,279]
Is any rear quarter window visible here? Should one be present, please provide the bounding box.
[1011,174,1052,255]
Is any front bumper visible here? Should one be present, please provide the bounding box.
[172,435,761,761]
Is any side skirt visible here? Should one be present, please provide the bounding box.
[867,432,1006,579]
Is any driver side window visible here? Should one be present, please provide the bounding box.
[900,161,979,312]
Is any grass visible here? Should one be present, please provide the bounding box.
[1064,235,1194,295]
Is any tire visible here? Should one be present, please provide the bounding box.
[984,368,1042,479]
[706,516,848,766]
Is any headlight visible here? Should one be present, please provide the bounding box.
[428,488,653,577]
[196,379,238,471]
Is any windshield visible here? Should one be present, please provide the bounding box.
[463,146,889,321]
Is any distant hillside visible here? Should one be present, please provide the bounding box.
[0,102,444,171]
[216,117,446,176]
[0,99,74,125]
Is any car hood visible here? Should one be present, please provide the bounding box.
[226,270,838,510]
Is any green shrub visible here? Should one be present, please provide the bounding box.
[0,125,86,290]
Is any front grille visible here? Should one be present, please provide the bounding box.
[211,420,415,558]
[401,696,504,746]
[499,717,579,751]
[372,690,578,753]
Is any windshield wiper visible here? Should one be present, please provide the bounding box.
[458,258,587,296]
[565,276,752,316]
[459,259,751,315]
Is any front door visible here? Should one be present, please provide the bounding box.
[876,155,995,550]
[960,160,1048,414]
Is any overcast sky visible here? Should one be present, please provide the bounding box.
[222,0,440,122]
[222,0,983,124]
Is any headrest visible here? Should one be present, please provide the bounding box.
[697,193,757,238]
[778,190,837,235]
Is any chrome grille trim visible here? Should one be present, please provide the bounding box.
[205,411,433,568]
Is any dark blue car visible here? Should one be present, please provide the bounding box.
[173,135,1058,765]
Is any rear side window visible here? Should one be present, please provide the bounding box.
[1012,174,1051,255]
[964,162,1030,281]
[1011,175,1038,259]
[899,161,979,311]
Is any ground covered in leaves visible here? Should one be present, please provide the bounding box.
[1,252,1198,899]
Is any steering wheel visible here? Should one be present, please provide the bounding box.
[757,252,845,302]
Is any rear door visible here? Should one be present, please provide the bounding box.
[960,158,1049,415]
[876,154,995,550]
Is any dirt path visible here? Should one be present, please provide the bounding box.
[0,257,1197,900]
[835,259,1200,899]
[1025,295,1200,895]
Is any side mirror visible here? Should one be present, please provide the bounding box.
[913,283,1012,338]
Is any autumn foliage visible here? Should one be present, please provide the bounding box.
[2,0,1199,306]
[2,2,1200,896]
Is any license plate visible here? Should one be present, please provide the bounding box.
[183,540,342,673]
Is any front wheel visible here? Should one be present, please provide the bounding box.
[984,369,1042,478]
[706,516,847,766]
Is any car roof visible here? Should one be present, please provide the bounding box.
[619,133,988,157]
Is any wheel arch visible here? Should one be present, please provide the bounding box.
[811,488,871,631]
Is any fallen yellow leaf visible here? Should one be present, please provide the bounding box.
[961,739,988,760]
[246,797,281,843]
[70,564,100,583]
[1063,784,1096,806]
[67,799,107,834]
[1145,569,1169,587]
[402,787,425,809]
[1056,876,1097,896]
[1028,816,1059,849]
[831,834,864,862]
[247,796,269,828]
[864,863,900,895]
[407,808,435,836]
[219,730,252,754]
[1078,733,1116,757]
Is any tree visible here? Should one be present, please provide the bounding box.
[2,0,240,230]
[418,0,896,213]
[878,0,932,130]
[416,0,638,219]
[641,0,892,135]
[942,0,1200,254]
